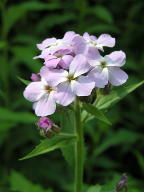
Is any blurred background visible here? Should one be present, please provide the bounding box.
[0,0,144,192]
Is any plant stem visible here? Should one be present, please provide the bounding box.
[74,99,84,192]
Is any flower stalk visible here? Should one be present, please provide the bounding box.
[74,99,84,192]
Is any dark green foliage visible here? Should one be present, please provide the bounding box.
[0,0,144,192]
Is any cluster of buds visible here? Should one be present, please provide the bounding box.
[37,117,61,138]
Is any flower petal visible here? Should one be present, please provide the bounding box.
[23,82,44,102]
[108,67,128,86]
[40,66,68,86]
[44,57,60,68]
[83,32,91,41]
[69,54,90,78]
[63,31,76,41]
[105,51,126,67]
[97,34,115,47]
[89,67,108,87]
[59,55,73,69]
[36,38,56,50]
[72,35,86,54]
[73,76,95,96]
[34,92,56,116]
[85,47,101,60]
[55,82,76,106]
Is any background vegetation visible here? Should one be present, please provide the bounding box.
[0,0,144,191]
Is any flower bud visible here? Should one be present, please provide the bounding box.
[37,117,61,138]
[116,174,128,192]
[37,117,53,131]
[31,73,41,82]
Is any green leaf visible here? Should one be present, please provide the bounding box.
[37,13,76,32]
[11,46,41,72]
[83,103,111,125]
[86,24,120,34]
[87,185,102,192]
[20,134,76,160]
[61,142,75,166]
[10,170,52,192]
[60,110,75,166]
[91,6,113,24]
[134,151,144,173]
[0,108,37,123]
[5,2,60,33]
[93,129,141,157]
[96,80,144,110]
[17,76,30,85]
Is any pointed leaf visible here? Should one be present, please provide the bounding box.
[83,103,111,125]
[20,135,76,160]
[17,76,30,85]
[96,80,144,110]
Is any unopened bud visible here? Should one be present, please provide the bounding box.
[116,174,128,192]
[37,117,53,131]
[31,73,41,82]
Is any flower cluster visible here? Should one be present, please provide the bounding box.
[23,31,128,117]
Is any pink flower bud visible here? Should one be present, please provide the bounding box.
[31,73,41,82]
[37,117,53,131]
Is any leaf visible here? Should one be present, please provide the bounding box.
[10,170,52,192]
[37,13,76,32]
[93,129,141,157]
[0,108,37,123]
[86,24,120,34]
[60,110,75,166]
[96,80,144,110]
[91,6,113,24]
[17,76,30,85]
[87,185,102,192]
[83,103,111,125]
[5,1,61,33]
[134,151,144,173]
[20,134,76,160]
[11,46,41,72]
[61,142,75,166]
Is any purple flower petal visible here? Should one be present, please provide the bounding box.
[59,55,73,69]
[105,51,126,67]
[40,66,68,86]
[97,34,115,47]
[89,67,108,87]
[35,92,56,116]
[72,35,86,54]
[85,47,101,60]
[108,67,128,86]
[23,82,44,102]
[37,38,56,50]
[63,31,76,41]
[44,57,61,68]
[73,76,95,96]
[69,54,90,78]
[56,82,76,106]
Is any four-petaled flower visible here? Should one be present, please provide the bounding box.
[88,51,128,87]
[24,74,58,116]
[41,55,95,106]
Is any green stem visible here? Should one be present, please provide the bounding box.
[74,99,84,192]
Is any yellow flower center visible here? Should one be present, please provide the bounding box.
[44,85,53,93]
[101,61,107,68]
